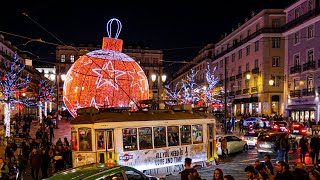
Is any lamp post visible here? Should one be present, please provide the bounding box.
[57,73,66,112]
[151,74,166,109]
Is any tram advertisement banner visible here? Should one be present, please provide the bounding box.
[72,152,96,167]
[118,144,207,170]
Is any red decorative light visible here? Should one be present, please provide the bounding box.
[38,84,41,87]
[21,88,26,93]
[63,37,149,117]
[15,91,20,96]
[2,76,6,81]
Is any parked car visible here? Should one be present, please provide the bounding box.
[216,135,248,155]
[256,132,298,154]
[45,164,157,180]
[244,129,270,148]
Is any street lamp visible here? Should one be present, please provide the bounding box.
[269,79,275,86]
[246,73,251,80]
[151,74,167,99]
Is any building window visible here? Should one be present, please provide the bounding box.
[272,57,280,67]
[246,45,250,56]
[70,55,75,63]
[238,66,242,74]
[256,23,260,31]
[254,41,259,52]
[272,19,280,28]
[295,8,300,19]
[272,38,280,48]
[240,35,243,42]
[225,57,229,65]
[220,60,223,68]
[254,59,259,68]
[307,49,314,62]
[307,76,313,90]
[253,77,258,87]
[233,39,238,45]
[307,25,314,39]
[238,81,242,90]
[309,0,314,11]
[245,79,249,88]
[246,63,250,72]
[294,32,300,44]
[232,53,235,62]
[294,79,299,90]
[294,55,300,66]
[61,54,66,62]
[238,50,242,59]
[247,29,251,37]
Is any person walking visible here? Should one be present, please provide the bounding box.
[239,118,244,133]
[30,148,41,180]
[41,148,50,178]
[299,134,308,163]
[180,158,200,180]
[310,133,320,165]
[276,133,289,163]
[221,137,228,159]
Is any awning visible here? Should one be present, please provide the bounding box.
[287,104,316,111]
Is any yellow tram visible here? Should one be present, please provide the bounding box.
[70,107,217,176]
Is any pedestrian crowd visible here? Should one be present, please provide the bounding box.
[1,112,71,180]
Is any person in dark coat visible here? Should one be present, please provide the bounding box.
[274,161,294,180]
[5,143,13,163]
[0,157,9,180]
[299,134,308,163]
[40,149,50,178]
[310,133,320,165]
[263,154,274,175]
[64,138,69,147]
[54,145,65,173]
[30,148,41,180]
[292,163,308,180]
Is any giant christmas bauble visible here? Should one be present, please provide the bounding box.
[63,24,149,117]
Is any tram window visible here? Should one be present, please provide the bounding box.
[96,131,106,150]
[107,130,113,150]
[153,127,166,148]
[123,128,138,151]
[139,127,152,149]
[192,124,203,144]
[101,172,124,180]
[125,170,144,180]
[78,128,92,151]
[71,131,78,151]
[168,126,179,146]
[180,125,191,145]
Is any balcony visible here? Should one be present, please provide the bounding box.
[236,90,242,95]
[243,88,249,94]
[290,65,301,74]
[290,90,301,97]
[283,8,320,31]
[303,61,316,71]
[302,88,315,96]
[251,87,258,93]
[251,68,260,75]
[236,73,242,79]
[229,76,235,81]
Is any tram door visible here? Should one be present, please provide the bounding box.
[207,124,214,161]
[96,129,115,165]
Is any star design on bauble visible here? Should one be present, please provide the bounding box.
[92,61,126,90]
[127,68,148,93]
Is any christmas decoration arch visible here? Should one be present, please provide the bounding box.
[63,18,149,117]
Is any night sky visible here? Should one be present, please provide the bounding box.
[1,0,296,67]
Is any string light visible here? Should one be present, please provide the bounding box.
[38,79,56,123]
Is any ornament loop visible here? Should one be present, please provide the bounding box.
[106,18,122,39]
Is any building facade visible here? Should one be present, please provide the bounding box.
[212,9,286,117]
[56,44,164,110]
[283,0,320,122]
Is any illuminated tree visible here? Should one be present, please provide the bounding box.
[0,53,31,137]
[38,79,56,123]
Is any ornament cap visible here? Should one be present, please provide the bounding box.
[102,18,123,52]
[102,37,123,52]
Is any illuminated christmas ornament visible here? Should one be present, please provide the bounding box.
[63,18,149,117]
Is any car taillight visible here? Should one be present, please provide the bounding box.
[301,129,307,133]
[284,128,290,133]
[273,125,279,129]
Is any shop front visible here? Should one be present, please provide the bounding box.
[287,105,316,123]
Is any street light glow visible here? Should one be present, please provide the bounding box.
[61,74,66,81]
[269,79,274,86]
[161,75,167,82]
[151,74,157,82]
[246,74,251,80]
